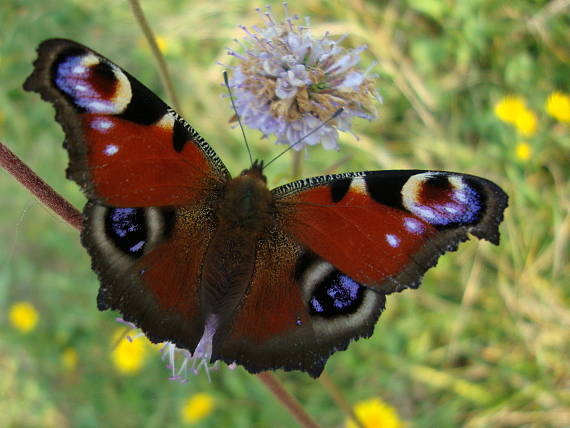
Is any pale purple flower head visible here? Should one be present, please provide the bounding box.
[226,4,380,151]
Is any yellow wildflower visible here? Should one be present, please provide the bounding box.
[181,393,215,424]
[138,35,171,54]
[346,397,404,428]
[9,301,39,333]
[515,142,532,161]
[494,96,526,123]
[62,347,79,370]
[155,35,170,53]
[545,91,570,123]
[515,109,538,137]
[110,328,150,374]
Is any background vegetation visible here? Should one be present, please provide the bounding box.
[1,0,568,426]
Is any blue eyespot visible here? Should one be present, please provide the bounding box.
[105,207,146,257]
[309,271,364,317]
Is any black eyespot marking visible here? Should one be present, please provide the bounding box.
[104,207,147,258]
[330,178,351,203]
[294,251,320,283]
[172,119,189,153]
[365,174,409,210]
[118,76,167,125]
[89,61,118,97]
[309,271,365,317]
[160,208,176,239]
[425,174,452,190]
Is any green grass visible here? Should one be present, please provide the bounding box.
[1,0,568,427]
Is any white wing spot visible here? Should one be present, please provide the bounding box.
[92,117,114,132]
[104,144,119,156]
[404,217,424,234]
[385,234,400,248]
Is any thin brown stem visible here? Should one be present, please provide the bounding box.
[0,142,82,230]
[319,371,365,428]
[256,372,323,428]
[127,0,184,115]
[292,150,303,179]
[1,140,322,428]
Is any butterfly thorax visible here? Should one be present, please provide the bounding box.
[217,165,273,232]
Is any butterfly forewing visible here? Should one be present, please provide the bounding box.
[274,170,507,293]
[24,38,230,207]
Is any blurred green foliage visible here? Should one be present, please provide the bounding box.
[1,0,568,427]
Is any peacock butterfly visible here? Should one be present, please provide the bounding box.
[24,39,508,378]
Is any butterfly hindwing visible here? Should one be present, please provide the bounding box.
[82,201,218,351]
[219,230,386,377]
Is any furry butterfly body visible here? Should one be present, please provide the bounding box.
[24,39,508,377]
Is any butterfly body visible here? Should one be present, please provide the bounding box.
[24,39,508,377]
[200,164,273,320]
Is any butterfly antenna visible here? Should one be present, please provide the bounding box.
[223,71,254,167]
[263,108,344,170]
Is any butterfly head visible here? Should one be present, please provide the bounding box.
[240,159,266,183]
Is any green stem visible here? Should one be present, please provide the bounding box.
[292,150,303,179]
[319,371,365,428]
[257,372,323,428]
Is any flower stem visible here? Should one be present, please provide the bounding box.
[256,372,323,428]
[1,140,323,428]
[292,150,303,179]
[0,142,82,230]
[319,371,365,428]
[127,0,183,115]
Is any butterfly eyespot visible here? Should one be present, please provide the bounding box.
[55,51,132,114]
[295,254,369,319]
[402,173,483,226]
[105,208,147,258]
[309,271,365,317]
[87,205,176,265]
